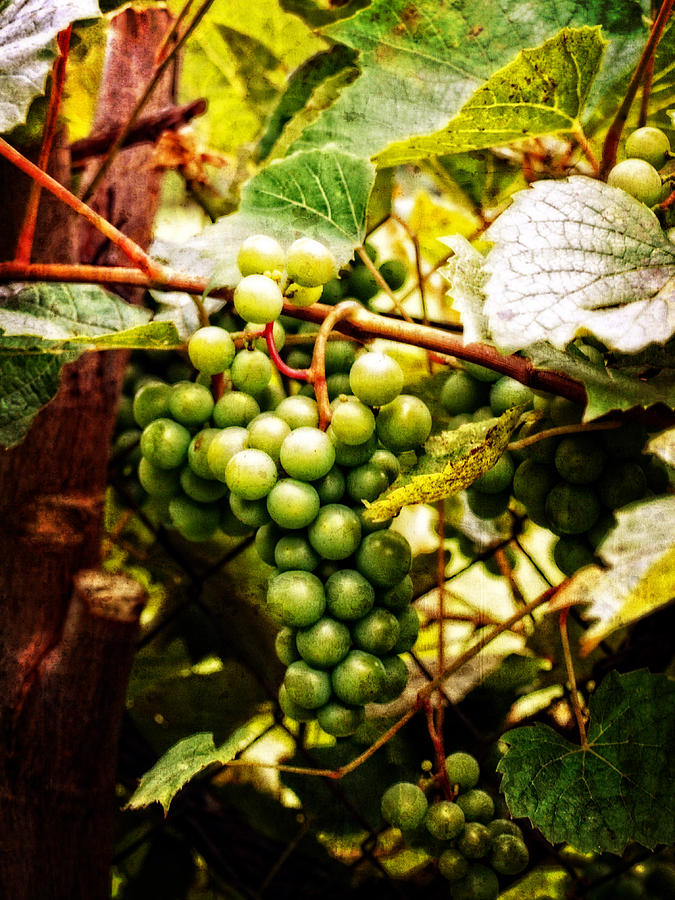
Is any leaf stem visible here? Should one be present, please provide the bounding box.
[264,322,310,381]
[508,420,622,451]
[559,607,588,748]
[356,244,414,323]
[600,0,674,177]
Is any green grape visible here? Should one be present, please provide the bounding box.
[473,406,495,422]
[330,397,376,446]
[328,429,378,467]
[266,570,326,627]
[378,575,414,611]
[213,391,260,428]
[356,530,411,588]
[445,752,480,791]
[463,361,501,383]
[275,626,299,666]
[115,395,135,431]
[549,396,583,426]
[377,654,409,702]
[456,789,495,823]
[487,819,523,840]
[512,460,557,509]
[376,395,432,453]
[346,264,379,302]
[229,493,271,528]
[284,282,323,307]
[349,352,404,407]
[457,822,491,859]
[325,569,375,621]
[219,504,254,537]
[489,377,534,416]
[451,863,499,900]
[313,467,346,504]
[255,522,283,566]
[225,448,277,500]
[438,848,469,882]
[489,834,530,875]
[608,158,663,206]
[425,801,465,841]
[230,349,273,394]
[278,683,316,722]
[187,428,220,480]
[466,487,510,520]
[237,234,285,276]
[553,537,596,576]
[247,413,291,462]
[275,395,319,430]
[545,482,601,534]
[307,503,362,560]
[625,126,671,169]
[554,435,606,484]
[138,457,181,498]
[598,461,647,509]
[179,466,228,503]
[279,426,336,481]
[513,417,558,463]
[352,608,400,656]
[274,534,320,572]
[316,701,365,737]
[286,237,337,287]
[284,348,312,371]
[326,372,352,400]
[284,660,332,709]
[346,462,389,503]
[441,371,488,415]
[206,426,249,481]
[140,418,191,469]
[472,452,514,494]
[167,381,214,428]
[133,380,172,428]
[295,616,352,668]
[369,449,400,483]
[169,495,221,541]
[332,649,387,705]
[244,319,286,354]
[324,339,359,375]
[233,273,284,324]
[379,259,407,291]
[391,606,419,654]
[188,326,236,375]
[601,421,646,459]
[266,479,320,529]
[380,782,428,831]
[320,277,344,305]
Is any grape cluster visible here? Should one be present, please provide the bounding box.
[607,126,671,207]
[381,753,528,898]
[320,242,408,307]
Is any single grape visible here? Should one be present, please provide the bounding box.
[376,395,432,452]
[466,487,510,520]
[316,701,365,737]
[625,126,671,169]
[278,683,316,722]
[234,273,284,324]
[352,608,400,656]
[463,361,501,383]
[472,452,514,494]
[349,352,404,407]
[138,457,181,498]
[356,530,412,588]
[445,752,480,791]
[489,377,534,416]
[229,493,271,528]
[487,819,523,840]
[275,395,319,430]
[380,782,428,831]
[266,570,325,627]
[325,569,375,621]
[378,575,414,611]
[275,627,299,666]
[266,479,320,529]
[255,522,284,566]
[284,282,323,307]
[286,238,337,287]
[425,801,465,841]
[330,397,376,446]
[377,654,409,702]
[438,848,469,882]
[549,396,583,426]
[187,428,220,480]
[295,616,352,668]
[451,863,499,900]
[598,461,647,509]
[369,449,400,483]
[607,158,662,206]
[274,534,320,572]
[225,449,277,501]
[553,537,596,576]
[133,380,172,428]
[441,371,488,415]
[219,504,254,537]
[324,339,359,376]
[456,789,495,823]
[321,277,344,305]
[284,660,332,709]
[489,833,530,875]
[169,495,220,542]
[279,427,336,481]
[237,234,285,276]
[332,649,387,705]
[206,426,249,482]
[545,482,601,534]
[140,418,191,470]
[179,466,228,503]
[213,391,260,428]
[457,822,491,859]
[326,372,353,400]
[244,319,286,354]
[391,606,419,654]
[346,265,379,302]
[554,435,606,484]
[512,460,557,509]
[379,259,407,291]
[167,381,214,428]
[188,326,236,375]
[513,417,558,463]
[328,429,378,467]
[313,467,346,505]
[307,504,362,560]
[246,413,291,462]
[230,349,273,395]
[346,462,389,504]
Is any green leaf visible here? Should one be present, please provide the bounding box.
[376,27,605,166]
[498,669,675,853]
[291,0,648,160]
[484,177,675,354]
[67,321,182,349]
[362,406,523,523]
[126,718,272,814]
[524,343,675,422]
[0,0,100,134]
[280,0,371,28]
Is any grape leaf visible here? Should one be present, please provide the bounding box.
[498,669,675,853]
[362,406,523,523]
[549,496,675,655]
[152,148,376,292]
[126,718,272,814]
[280,0,371,28]
[376,27,605,167]
[440,235,491,345]
[0,0,100,134]
[484,177,675,354]
[291,0,649,160]
[648,427,675,467]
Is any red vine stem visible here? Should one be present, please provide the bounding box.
[264,322,310,381]
[600,0,674,177]
[15,25,72,263]
[0,140,165,278]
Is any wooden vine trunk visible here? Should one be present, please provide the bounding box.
[0,10,174,898]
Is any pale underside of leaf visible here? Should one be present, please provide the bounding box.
[647,427,675,467]
[484,177,675,354]
[439,235,491,345]
[375,27,606,167]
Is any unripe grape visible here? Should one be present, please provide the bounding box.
[188,326,236,374]
[225,448,277,500]
[625,126,671,169]
[274,534,320,572]
[607,158,662,206]
[275,395,319,430]
[244,319,285,354]
[349,352,404,407]
[554,435,606,484]
[267,570,325,627]
[346,462,389,503]
[332,649,386,705]
[487,819,524,840]
[213,391,260,428]
[489,833,530,875]
[188,428,220,480]
[376,394,432,452]
[140,418,191,469]
[284,282,323,307]
[445,752,480,791]
[346,264,379,301]
[230,349,273,394]
[279,427,336,481]
[352,608,400,656]
[466,487,510,520]
[456,788,495,823]
[598,461,647,509]
[553,536,596,575]
[179,466,228,503]
[206,426,249,481]
[247,414,291,462]
[255,522,284,566]
[457,822,491,859]
[316,701,365,737]
[472,452,514,494]
[438,848,469,882]
[356,530,411,588]
[425,801,465,841]
[545,482,601,534]
[313,467,346,504]
[138,457,181,498]
[328,429,377,467]
[378,575,413,611]
[267,479,320,529]
[379,259,407,291]
[380,782,428,831]
[229,493,271,528]
[377,654,409,702]
[325,569,375,620]
[451,863,499,900]
[237,234,285,276]
[463,361,501,383]
[278,684,315,722]
[489,377,534,416]
[330,397,376,446]
[168,381,214,428]
[286,238,337,287]
[308,503,362,560]
[284,660,332,709]
[391,605,419,654]
[168,495,220,541]
[296,616,351,668]
[133,380,172,428]
[441,371,488,415]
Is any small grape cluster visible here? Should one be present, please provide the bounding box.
[440,359,670,574]
[320,242,408,306]
[381,753,528,899]
[607,126,671,207]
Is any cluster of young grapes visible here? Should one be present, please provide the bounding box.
[381,752,528,899]
[440,359,670,575]
[320,242,408,307]
[607,125,672,207]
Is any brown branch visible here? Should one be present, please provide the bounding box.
[559,607,588,748]
[309,300,362,428]
[70,99,207,167]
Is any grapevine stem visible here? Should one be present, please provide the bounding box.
[508,420,622,451]
[309,300,362,429]
[573,126,600,175]
[356,245,414,323]
[264,321,310,381]
[600,0,674,177]
[15,25,72,263]
[559,607,588,748]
